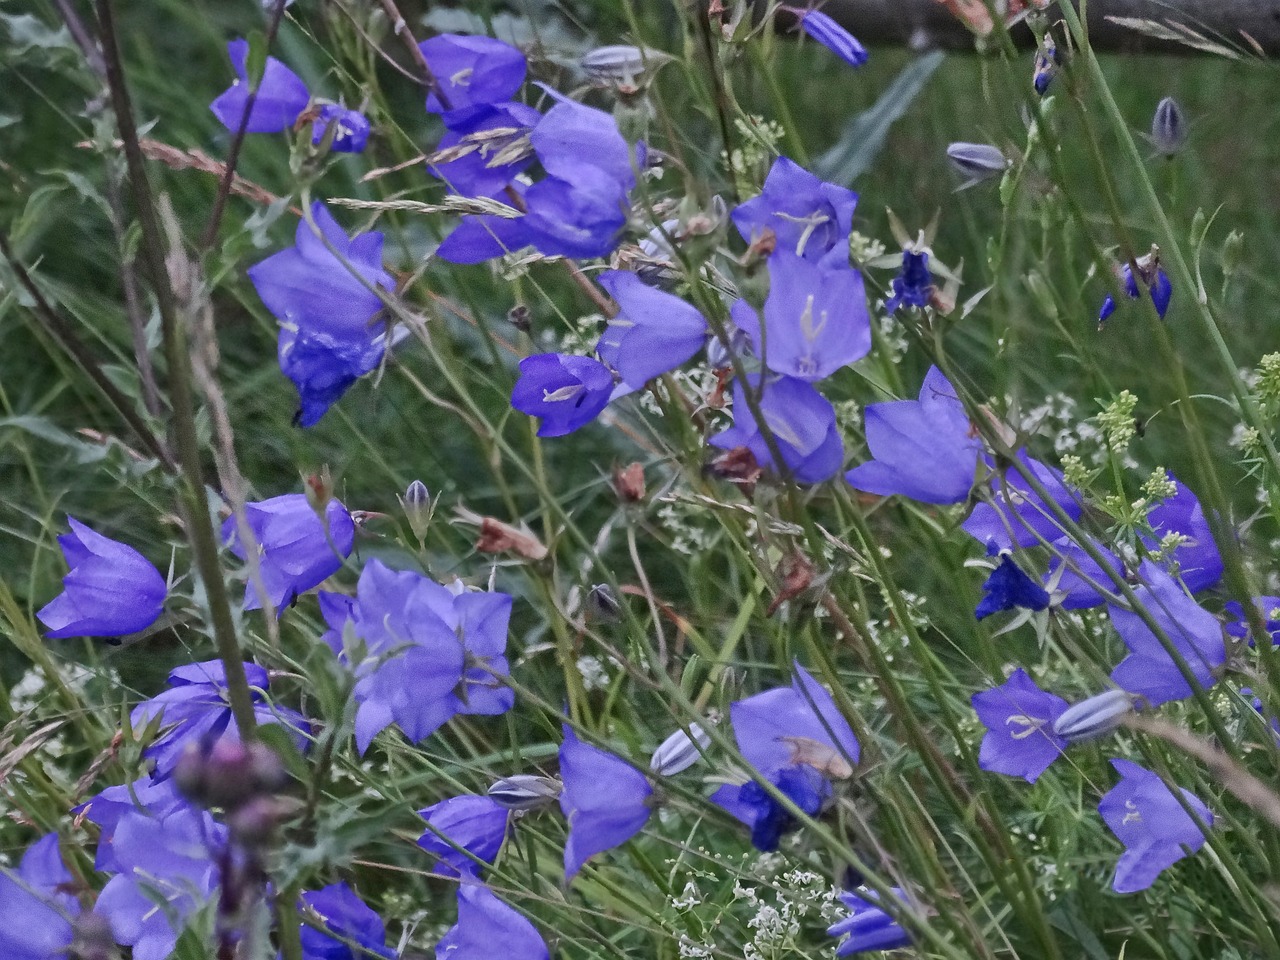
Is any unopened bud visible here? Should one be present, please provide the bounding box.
[227,795,294,848]
[487,774,562,811]
[1051,689,1134,743]
[649,722,712,776]
[1151,97,1187,157]
[581,44,674,95]
[613,462,646,503]
[456,508,548,561]
[508,304,532,333]
[302,466,335,514]
[587,583,622,622]
[173,739,287,810]
[707,328,749,370]
[946,143,1010,189]
[1032,35,1058,96]
[400,479,432,540]
[1222,229,1244,280]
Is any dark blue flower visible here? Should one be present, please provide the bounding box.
[731,156,858,260]
[1044,535,1125,609]
[732,250,871,381]
[884,250,932,314]
[75,776,188,871]
[248,201,395,426]
[1144,472,1222,592]
[794,9,868,68]
[428,102,541,197]
[714,765,829,852]
[96,807,227,960]
[436,884,549,960]
[298,882,395,960]
[559,725,653,879]
[1224,596,1280,647]
[510,353,615,437]
[975,553,1051,620]
[210,38,310,134]
[596,270,708,388]
[1109,562,1225,706]
[845,365,982,504]
[131,660,310,778]
[827,888,913,955]
[417,795,509,878]
[418,34,527,128]
[222,493,354,612]
[0,834,82,960]
[962,453,1084,550]
[38,517,167,640]
[1032,36,1059,96]
[1099,262,1172,323]
[1099,758,1212,893]
[971,668,1068,783]
[710,374,844,484]
[312,104,371,153]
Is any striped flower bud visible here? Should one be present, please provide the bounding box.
[1051,689,1134,744]
[581,45,673,94]
[649,722,712,776]
[487,774,562,811]
[1151,97,1187,156]
[946,143,1010,189]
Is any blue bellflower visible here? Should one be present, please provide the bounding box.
[416,794,510,878]
[248,201,395,426]
[312,104,371,153]
[710,374,844,484]
[96,808,227,960]
[732,249,871,381]
[971,668,1068,783]
[436,884,549,960]
[419,34,528,128]
[298,882,395,960]
[1108,562,1225,706]
[731,156,858,261]
[210,38,310,134]
[962,453,1083,550]
[1144,473,1223,592]
[0,834,82,960]
[76,775,188,871]
[1225,596,1280,647]
[596,270,708,388]
[827,888,913,956]
[38,516,167,640]
[794,9,869,68]
[222,493,355,612]
[712,663,859,851]
[1044,535,1125,609]
[884,250,932,314]
[131,660,309,778]
[559,726,654,879]
[1099,263,1172,323]
[1098,758,1212,893]
[975,553,1051,620]
[510,353,616,437]
[429,102,541,197]
[845,365,982,504]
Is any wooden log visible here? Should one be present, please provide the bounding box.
[792,1,1280,55]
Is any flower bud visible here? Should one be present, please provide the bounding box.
[649,722,712,776]
[400,479,432,540]
[173,738,287,810]
[302,465,335,514]
[1222,229,1244,280]
[227,795,293,848]
[581,45,674,95]
[587,583,622,622]
[508,304,532,333]
[1032,35,1059,96]
[613,462,647,503]
[1151,97,1187,157]
[1051,689,1134,743]
[487,774,562,811]
[946,143,1010,189]
[707,328,750,371]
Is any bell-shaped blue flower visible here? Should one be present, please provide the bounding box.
[1224,596,1280,647]
[1144,472,1222,592]
[222,493,354,612]
[429,102,541,197]
[733,250,871,381]
[38,517,167,640]
[1099,262,1172,323]
[596,270,708,388]
[559,726,653,879]
[417,794,510,878]
[1109,562,1225,706]
[710,374,844,484]
[962,453,1083,550]
[131,660,309,778]
[731,156,858,261]
[975,552,1051,620]
[419,34,527,128]
[248,201,395,426]
[845,365,982,504]
[793,9,869,68]
[298,882,395,960]
[1098,758,1212,893]
[436,884,549,960]
[1044,535,1125,609]
[312,104,371,153]
[209,38,310,134]
[0,834,82,960]
[510,353,615,437]
[75,775,188,871]
[884,250,932,314]
[827,888,913,956]
[971,669,1068,783]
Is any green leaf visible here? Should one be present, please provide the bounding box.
[814,51,944,184]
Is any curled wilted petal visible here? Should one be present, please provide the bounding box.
[946,143,1010,189]
[1151,97,1187,156]
[1052,689,1134,743]
[456,508,548,560]
[487,774,563,811]
[649,723,712,776]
